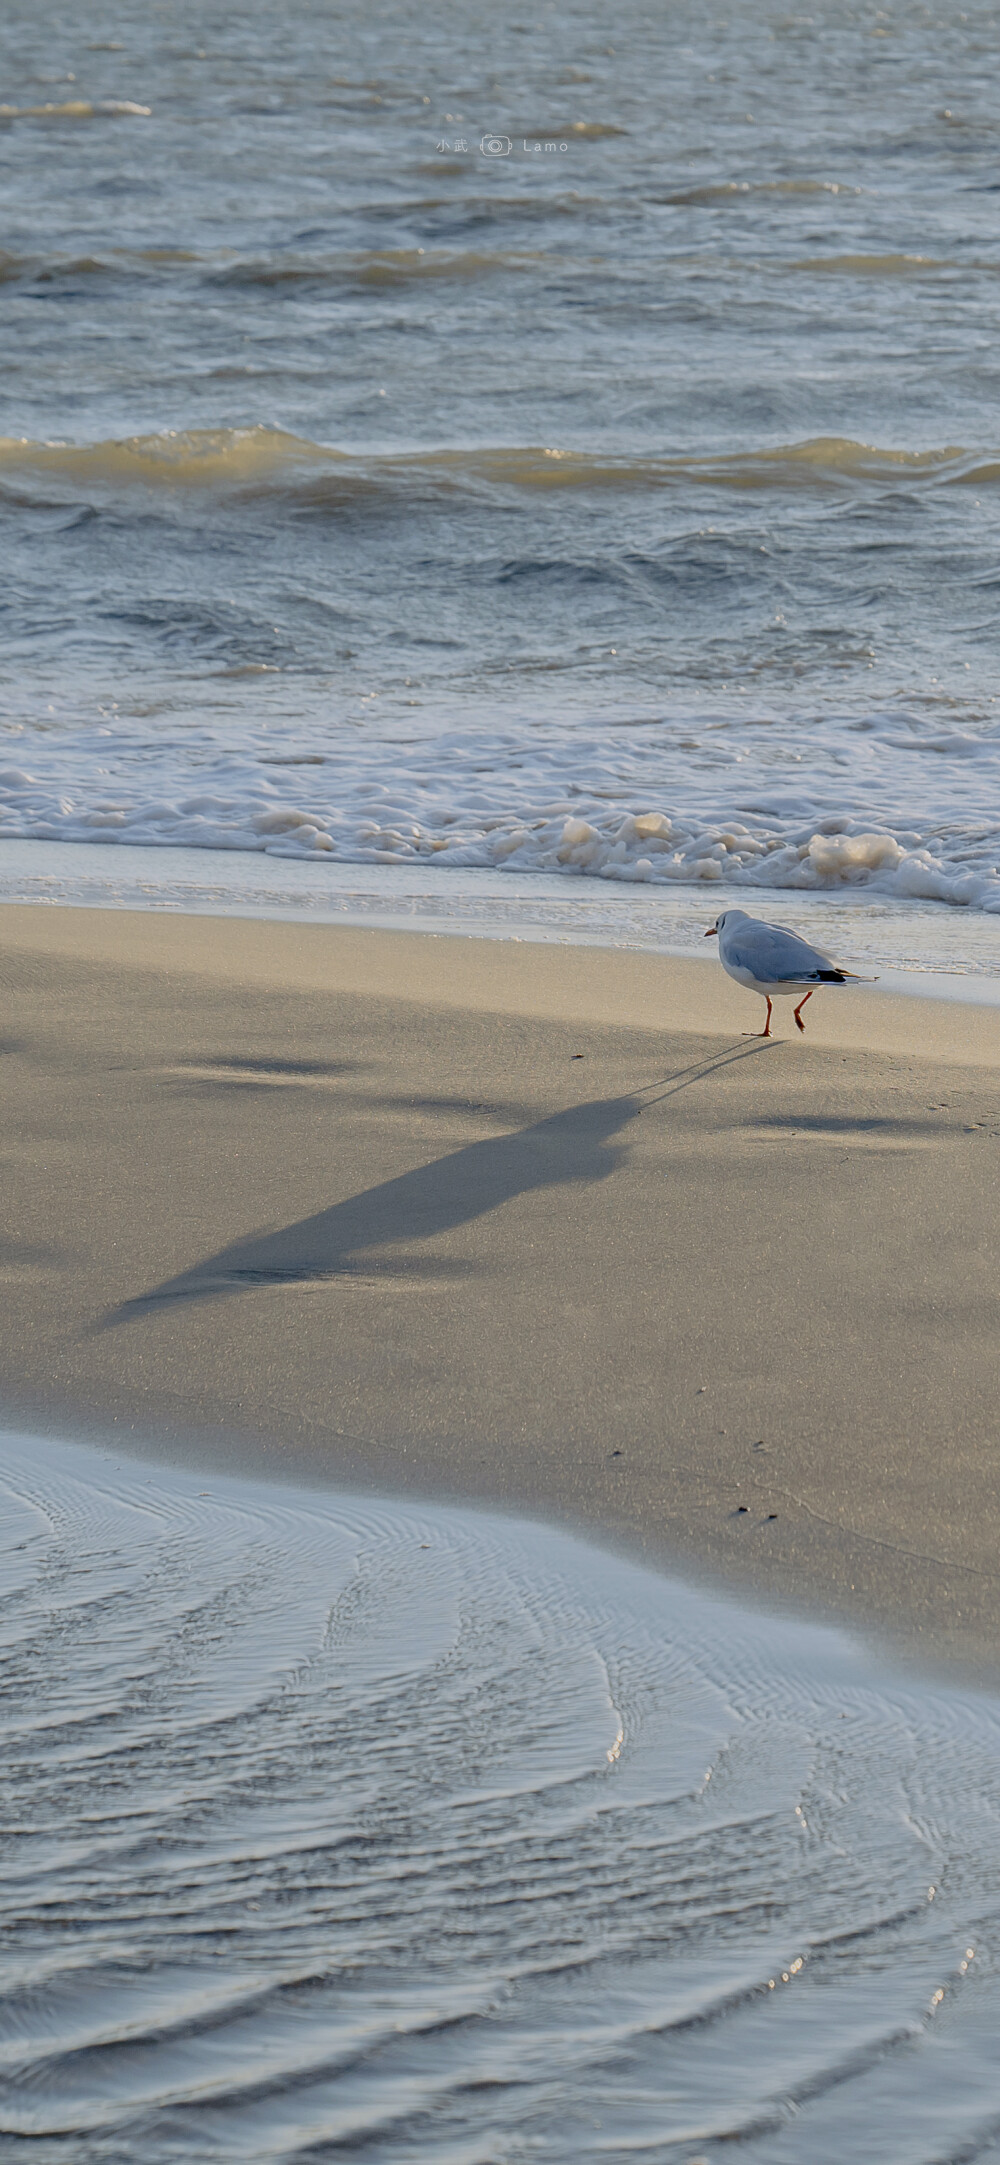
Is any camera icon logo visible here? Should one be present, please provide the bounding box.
[480,133,511,157]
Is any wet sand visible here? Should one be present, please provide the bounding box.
[8,1424,1000,2160]
[3,902,1000,1679]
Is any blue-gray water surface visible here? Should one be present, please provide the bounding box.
[2,1,1000,936]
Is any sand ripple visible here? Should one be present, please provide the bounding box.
[3,1431,1000,2159]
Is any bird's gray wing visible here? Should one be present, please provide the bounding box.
[727,920,841,982]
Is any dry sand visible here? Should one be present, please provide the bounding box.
[3,902,1000,1680]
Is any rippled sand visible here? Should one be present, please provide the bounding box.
[3,1427,1000,2162]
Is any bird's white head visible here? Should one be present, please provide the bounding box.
[704,908,748,938]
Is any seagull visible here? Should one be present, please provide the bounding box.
[704,907,871,1037]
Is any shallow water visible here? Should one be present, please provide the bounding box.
[4,1427,1000,2162]
[2,1,1000,948]
[6,835,1000,999]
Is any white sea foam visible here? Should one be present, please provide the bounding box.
[2,701,999,922]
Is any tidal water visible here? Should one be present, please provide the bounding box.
[3,1429,1000,2163]
[2,1,1000,951]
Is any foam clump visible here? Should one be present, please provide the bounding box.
[806,832,904,876]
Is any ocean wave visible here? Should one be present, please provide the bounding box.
[791,252,955,276]
[0,97,151,121]
[209,246,555,288]
[0,244,566,292]
[1,427,994,505]
[660,178,861,205]
[1,762,997,912]
[0,246,201,285]
[0,426,325,495]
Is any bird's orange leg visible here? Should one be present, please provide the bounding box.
[759,995,773,1039]
[793,989,814,1034]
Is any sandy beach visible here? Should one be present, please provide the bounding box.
[4,901,1000,1680]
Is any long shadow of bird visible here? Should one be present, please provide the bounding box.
[100,1039,770,1327]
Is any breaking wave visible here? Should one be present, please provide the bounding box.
[2,427,997,505]
[2,757,999,912]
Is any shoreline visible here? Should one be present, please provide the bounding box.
[5,901,1000,1687]
[3,836,1000,1002]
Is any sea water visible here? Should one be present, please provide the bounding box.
[3,1428,1000,2162]
[2,1,1000,960]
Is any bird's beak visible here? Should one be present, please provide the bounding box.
[704,925,717,937]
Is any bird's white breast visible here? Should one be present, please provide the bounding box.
[720,956,760,990]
